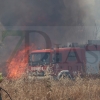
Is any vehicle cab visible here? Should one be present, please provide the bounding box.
[28,49,53,76]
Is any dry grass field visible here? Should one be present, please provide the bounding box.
[0,75,100,100]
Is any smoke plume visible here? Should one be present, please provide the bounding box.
[0,0,96,26]
[0,0,98,46]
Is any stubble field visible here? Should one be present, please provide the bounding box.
[0,75,100,100]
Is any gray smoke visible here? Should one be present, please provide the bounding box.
[0,0,98,47]
[0,0,95,26]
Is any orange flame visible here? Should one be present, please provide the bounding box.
[7,44,36,79]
